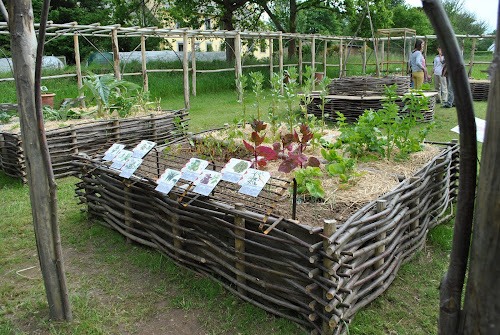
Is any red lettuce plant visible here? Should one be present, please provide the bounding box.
[243,119,277,168]
[278,124,320,173]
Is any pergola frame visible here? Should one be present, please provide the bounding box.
[0,21,495,109]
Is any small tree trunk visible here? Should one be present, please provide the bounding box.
[7,0,72,321]
[221,9,235,62]
[287,0,297,59]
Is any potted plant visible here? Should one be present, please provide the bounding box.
[41,86,56,108]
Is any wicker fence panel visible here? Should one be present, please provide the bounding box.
[327,76,411,96]
[0,110,187,182]
[469,79,490,101]
[73,141,459,334]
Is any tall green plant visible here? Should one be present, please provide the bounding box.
[236,74,248,119]
[249,71,264,120]
[268,72,283,135]
[317,75,331,134]
[299,66,315,124]
[283,67,299,131]
[81,72,139,118]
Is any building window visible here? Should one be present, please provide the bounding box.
[178,43,184,52]
[206,42,213,52]
[205,19,211,30]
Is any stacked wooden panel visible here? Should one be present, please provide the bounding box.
[469,79,490,101]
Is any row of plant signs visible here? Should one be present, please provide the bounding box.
[103,143,271,197]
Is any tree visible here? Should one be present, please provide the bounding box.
[6,0,72,321]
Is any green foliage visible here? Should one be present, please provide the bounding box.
[317,74,331,133]
[321,148,358,184]
[283,67,299,131]
[236,74,249,119]
[268,73,283,134]
[42,103,92,121]
[299,66,316,123]
[81,72,140,118]
[294,166,325,199]
[0,111,13,124]
[249,71,265,120]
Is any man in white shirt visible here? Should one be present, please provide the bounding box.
[431,46,448,103]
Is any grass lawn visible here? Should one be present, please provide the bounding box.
[0,80,487,334]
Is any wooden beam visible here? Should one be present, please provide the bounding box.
[311,36,316,89]
[182,32,189,110]
[191,36,197,96]
[323,40,328,76]
[299,39,303,84]
[468,37,476,78]
[73,34,85,107]
[235,32,243,100]
[363,40,367,74]
[339,38,343,78]
[269,38,273,82]
[111,29,121,80]
[141,35,148,92]
[279,33,283,93]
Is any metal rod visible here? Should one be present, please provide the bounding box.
[292,178,297,220]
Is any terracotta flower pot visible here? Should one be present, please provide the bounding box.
[41,93,56,108]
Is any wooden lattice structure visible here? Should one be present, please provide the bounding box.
[376,28,416,76]
[73,139,459,334]
[0,109,187,182]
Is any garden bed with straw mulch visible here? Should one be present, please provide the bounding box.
[72,118,459,334]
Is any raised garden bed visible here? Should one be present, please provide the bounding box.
[0,109,187,181]
[72,134,459,334]
[469,79,490,101]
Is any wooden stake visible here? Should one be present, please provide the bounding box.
[363,40,367,74]
[70,125,78,155]
[374,200,387,269]
[111,29,121,80]
[269,38,274,82]
[279,33,283,94]
[311,36,316,89]
[150,113,157,141]
[468,37,476,78]
[234,203,246,295]
[338,39,343,79]
[323,40,328,77]
[73,34,85,107]
[191,36,197,96]
[124,183,132,244]
[322,219,337,335]
[141,35,148,92]
[113,120,120,140]
[235,32,243,101]
[182,32,190,110]
[410,177,420,231]
[299,39,303,84]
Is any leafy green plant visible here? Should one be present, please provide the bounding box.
[299,66,316,124]
[293,166,325,199]
[321,148,358,184]
[236,74,248,119]
[81,72,139,118]
[317,75,331,134]
[282,68,299,131]
[42,102,92,121]
[0,111,13,124]
[268,72,282,135]
[249,72,264,120]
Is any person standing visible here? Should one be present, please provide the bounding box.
[410,40,426,89]
[431,46,448,103]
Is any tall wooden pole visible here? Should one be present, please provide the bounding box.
[311,36,316,89]
[279,32,284,93]
[338,39,343,78]
[298,39,303,84]
[8,0,72,321]
[323,40,328,76]
[141,35,148,92]
[362,40,367,74]
[269,38,274,82]
[468,37,476,78]
[73,34,84,107]
[182,32,190,110]
[235,32,242,100]
[191,36,197,96]
[111,28,121,80]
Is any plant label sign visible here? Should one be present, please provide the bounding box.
[221,158,251,183]
[110,150,133,169]
[193,170,222,196]
[119,157,143,178]
[132,140,157,158]
[238,169,271,197]
[451,117,486,143]
[155,169,182,194]
[180,158,209,182]
[103,143,125,161]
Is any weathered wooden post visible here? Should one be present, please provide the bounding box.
[339,38,343,78]
[410,177,420,231]
[150,113,157,142]
[191,36,197,96]
[234,203,246,295]
[279,33,284,93]
[182,32,190,110]
[235,32,243,101]
[124,183,132,244]
[269,38,274,81]
[363,40,367,74]
[434,157,446,203]
[468,37,476,78]
[73,34,85,107]
[70,125,78,155]
[311,36,316,89]
[113,120,120,140]
[374,199,387,269]
[170,194,183,255]
[111,28,121,80]
[323,40,328,77]
[141,35,149,92]
[299,39,303,84]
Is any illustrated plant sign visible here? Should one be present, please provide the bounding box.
[193,170,222,196]
[103,143,125,161]
[238,168,271,197]
[221,158,251,183]
[110,150,133,169]
[180,158,209,182]
[132,140,157,158]
[155,169,182,194]
[119,157,143,178]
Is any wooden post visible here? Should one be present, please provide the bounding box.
[182,32,190,110]
[424,37,428,64]
[113,120,120,140]
[191,36,197,96]
[124,184,132,244]
[338,39,343,79]
[380,40,384,75]
[269,38,274,82]
[322,219,337,335]
[150,113,157,141]
[111,29,121,80]
[141,35,149,92]
[0,133,6,170]
[70,125,78,155]
[374,200,387,269]
[434,157,446,203]
[362,40,367,74]
[235,32,243,100]
[311,36,316,89]
[279,33,283,93]
[323,40,328,77]
[403,31,408,75]
[461,37,465,56]
[170,194,182,254]
[299,39,303,84]
[73,34,85,107]
[468,37,476,78]
[234,203,246,295]
[410,177,420,231]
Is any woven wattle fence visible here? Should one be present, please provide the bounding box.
[307,76,436,124]
[469,79,490,101]
[73,140,459,334]
[0,109,187,181]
